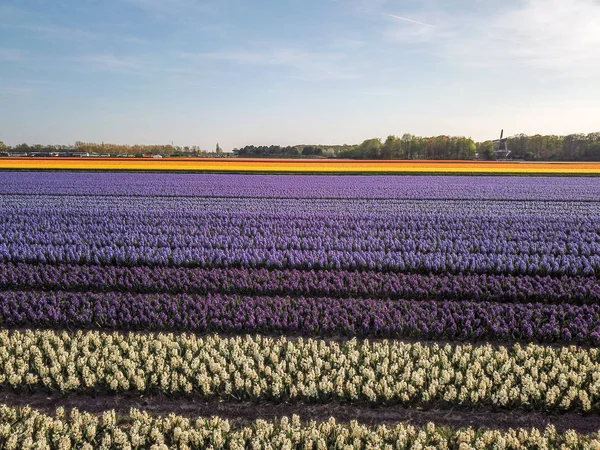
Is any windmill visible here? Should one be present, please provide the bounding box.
[493,129,510,160]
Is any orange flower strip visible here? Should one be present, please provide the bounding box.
[1,158,600,174]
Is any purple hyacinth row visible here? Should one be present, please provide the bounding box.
[7,195,600,218]
[1,290,599,344]
[2,172,600,200]
[2,208,599,275]
[2,263,600,305]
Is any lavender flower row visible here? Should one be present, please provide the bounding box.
[2,208,599,275]
[3,172,600,200]
[2,290,600,344]
[5,195,600,219]
[2,263,600,305]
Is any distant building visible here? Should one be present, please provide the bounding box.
[492,130,511,160]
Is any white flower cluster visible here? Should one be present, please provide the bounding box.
[0,405,597,450]
[0,330,599,411]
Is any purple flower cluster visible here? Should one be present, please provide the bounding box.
[7,195,599,218]
[2,290,599,344]
[1,172,599,348]
[2,172,600,200]
[2,263,600,305]
[1,207,599,275]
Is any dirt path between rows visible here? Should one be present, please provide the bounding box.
[1,391,597,434]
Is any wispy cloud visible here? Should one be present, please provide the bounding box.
[382,13,435,28]
[0,85,33,98]
[361,88,398,96]
[0,20,147,46]
[0,78,53,99]
[182,47,358,80]
[0,48,28,62]
[124,0,189,13]
[382,0,600,78]
[0,23,98,40]
[486,0,600,73]
[330,0,438,43]
[123,0,224,18]
[328,0,389,14]
[72,54,150,73]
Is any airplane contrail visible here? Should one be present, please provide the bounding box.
[382,13,436,28]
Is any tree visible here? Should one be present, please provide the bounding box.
[356,138,382,159]
[337,147,358,159]
[528,135,546,160]
[216,143,222,155]
[426,136,450,159]
[301,146,323,157]
[477,140,495,160]
[285,146,300,157]
[382,136,401,159]
[507,134,531,160]
[457,137,477,160]
[584,141,600,161]
[15,143,31,152]
[0,141,6,152]
[400,134,415,159]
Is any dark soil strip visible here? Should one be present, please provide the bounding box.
[1,391,598,434]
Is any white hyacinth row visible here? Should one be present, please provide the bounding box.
[0,405,597,450]
[0,330,599,411]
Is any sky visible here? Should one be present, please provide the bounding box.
[1,0,600,150]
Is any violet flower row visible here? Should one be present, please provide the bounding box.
[1,263,599,305]
[2,290,599,345]
[2,208,600,275]
[3,172,600,200]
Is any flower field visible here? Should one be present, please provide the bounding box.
[1,172,600,448]
[2,157,600,174]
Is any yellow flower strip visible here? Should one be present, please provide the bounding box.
[1,330,599,412]
[0,405,597,450]
[1,158,600,173]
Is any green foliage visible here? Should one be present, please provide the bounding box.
[4,131,600,160]
[507,132,600,161]
[345,135,476,160]
[584,142,600,161]
[15,143,31,152]
[477,141,496,160]
[237,145,325,158]
[67,141,183,156]
[356,138,382,159]
[301,145,323,156]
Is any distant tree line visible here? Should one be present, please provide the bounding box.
[336,135,477,160]
[234,145,336,158]
[0,141,196,156]
[0,141,232,157]
[508,133,600,161]
[235,133,600,161]
[2,131,600,160]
